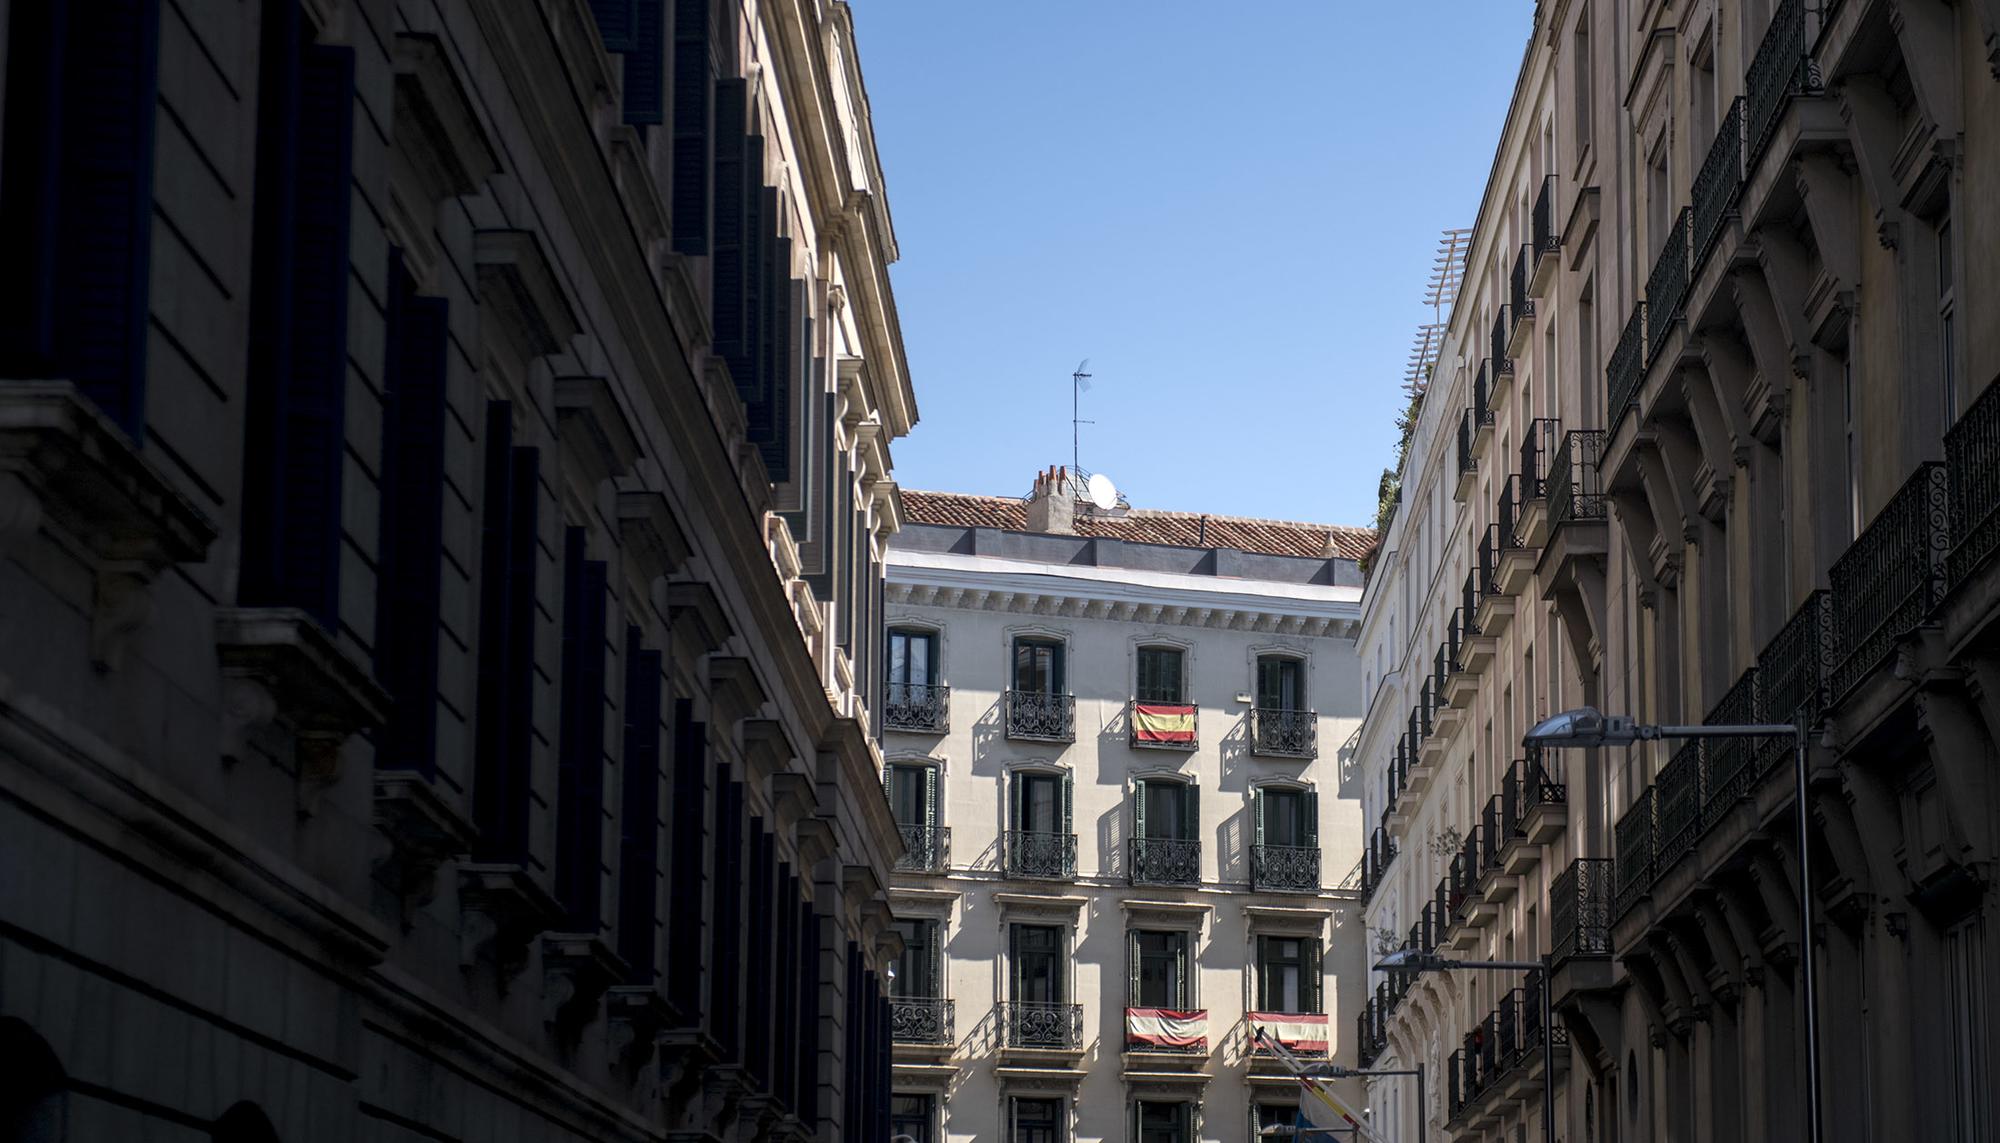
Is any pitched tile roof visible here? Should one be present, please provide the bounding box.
[900,489,1377,562]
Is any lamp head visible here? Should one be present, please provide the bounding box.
[1524,706,1643,748]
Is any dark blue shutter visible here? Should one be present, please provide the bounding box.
[795,908,820,1116]
[472,401,539,863]
[0,0,70,371]
[665,700,707,1016]
[556,528,609,929]
[374,252,452,777]
[669,0,712,253]
[740,179,773,417]
[498,445,541,860]
[589,0,637,50]
[617,630,663,978]
[746,823,773,1085]
[709,81,749,364]
[710,775,745,1056]
[621,0,666,125]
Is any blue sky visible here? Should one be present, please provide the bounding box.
[852,1,1533,528]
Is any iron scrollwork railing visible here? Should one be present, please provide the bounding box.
[1691,98,1745,271]
[1829,462,1949,703]
[1645,208,1691,365]
[1607,303,1647,427]
[1533,174,1559,258]
[883,682,950,733]
[1655,740,1707,880]
[1458,406,1478,478]
[1614,787,1658,920]
[1758,589,1832,772]
[1250,707,1318,758]
[1511,244,1534,326]
[890,997,954,1045]
[1004,690,1075,742]
[895,824,952,873]
[1947,377,2000,591]
[1548,429,1608,527]
[1001,1001,1083,1050]
[1747,0,1821,167]
[1492,308,1513,375]
[1251,844,1321,892]
[1004,830,1077,879]
[1520,417,1558,501]
[1131,837,1201,886]
[1702,668,1762,818]
[1521,752,1567,815]
[1551,856,1614,967]
[1474,359,1493,426]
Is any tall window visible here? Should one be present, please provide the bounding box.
[1012,771,1067,835]
[1938,214,1956,427]
[1135,646,1186,702]
[1257,656,1305,712]
[887,762,937,829]
[1572,11,1592,163]
[1256,786,1318,849]
[888,628,938,688]
[1130,930,1192,1007]
[892,918,941,999]
[1011,1098,1063,1143]
[891,1094,935,1143]
[1257,935,1323,1013]
[1014,638,1064,694]
[1134,778,1197,841]
[1135,1100,1193,1143]
[1010,924,1065,1004]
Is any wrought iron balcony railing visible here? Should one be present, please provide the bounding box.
[1474,358,1493,427]
[1356,1003,1384,1069]
[1520,417,1558,501]
[1251,844,1321,893]
[1829,462,1948,702]
[1478,524,1500,596]
[1511,244,1534,326]
[1000,1001,1083,1050]
[1127,700,1198,750]
[1499,474,1525,549]
[1520,752,1566,816]
[1479,796,1503,873]
[1548,429,1608,527]
[1655,740,1706,879]
[883,681,950,733]
[1758,589,1832,771]
[1747,0,1820,166]
[1691,98,1745,271]
[1359,825,1397,905]
[1492,308,1513,375]
[1004,690,1075,742]
[1607,303,1646,428]
[1004,830,1077,880]
[1458,406,1478,478]
[1532,174,1559,258]
[1250,707,1317,758]
[1646,209,1692,365]
[890,997,955,1045]
[1702,668,1761,818]
[1947,376,2000,591]
[1459,572,1484,637]
[1614,787,1657,919]
[1551,857,1615,968]
[1130,837,1201,886]
[894,824,952,873]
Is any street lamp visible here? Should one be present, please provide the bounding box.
[1375,950,1553,1143]
[1309,1062,1426,1143]
[1524,706,1821,1143]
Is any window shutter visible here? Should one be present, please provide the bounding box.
[1007,925,1020,1004]
[1052,643,1066,693]
[616,631,662,979]
[1007,772,1021,831]
[1174,933,1189,1007]
[1127,930,1140,1008]
[1254,788,1266,847]
[881,764,893,804]
[1304,789,1320,848]
[1133,779,1148,841]
[472,402,516,858]
[0,0,64,372]
[709,80,749,359]
[923,766,938,829]
[1254,936,1269,1011]
[1256,658,1278,708]
[1061,771,1073,837]
[619,0,665,125]
[1185,783,1201,843]
[589,0,636,49]
[1306,937,1324,1013]
[556,527,610,930]
[924,919,941,997]
[668,0,711,254]
[665,701,706,1014]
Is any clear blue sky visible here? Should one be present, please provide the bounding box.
[852,1,1533,528]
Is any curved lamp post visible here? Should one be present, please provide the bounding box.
[1523,707,1821,1143]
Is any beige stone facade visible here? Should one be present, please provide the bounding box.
[1357,1,2000,1141]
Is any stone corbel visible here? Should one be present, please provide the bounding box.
[214,608,389,815]
[541,933,626,1037]
[1836,76,1913,250]
[794,815,837,869]
[391,33,500,205]
[553,376,641,487]
[1888,1,1962,141]
[842,863,885,932]
[1715,879,1770,987]
[0,384,217,670]
[617,490,693,582]
[768,771,818,834]
[372,770,475,929]
[663,580,733,664]
[708,656,769,731]
[605,985,674,1077]
[474,228,582,360]
[458,864,563,983]
[739,718,795,788]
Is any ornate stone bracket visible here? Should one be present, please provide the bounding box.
[606,985,676,1076]
[542,932,627,1038]
[475,228,581,361]
[554,375,641,487]
[372,770,475,929]
[458,863,563,984]
[214,608,389,815]
[0,383,217,671]
[618,491,693,583]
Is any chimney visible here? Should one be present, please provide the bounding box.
[1025,465,1076,534]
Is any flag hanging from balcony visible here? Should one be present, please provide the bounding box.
[1125,1008,1206,1049]
[1132,703,1196,745]
[1249,1011,1328,1055]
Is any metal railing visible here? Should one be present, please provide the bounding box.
[1004,690,1075,742]
[894,824,952,873]
[1520,417,1558,501]
[1250,707,1317,758]
[1479,797,1503,874]
[1646,208,1692,365]
[1655,740,1707,878]
[1947,376,2000,591]
[1478,524,1500,597]
[1130,837,1201,886]
[1614,787,1658,919]
[999,1001,1083,1050]
[1474,359,1494,427]
[1492,308,1513,375]
[1829,462,1948,702]
[1499,474,1526,549]
[890,997,955,1045]
[1520,751,1567,816]
[1511,244,1534,326]
[1551,857,1615,967]
[1127,700,1198,750]
[1703,668,1762,816]
[1692,98,1745,271]
[1607,303,1647,427]
[1533,174,1559,258]
[1548,429,1608,527]
[1003,830,1077,879]
[883,682,951,733]
[1359,826,1397,905]
[1758,589,1833,772]
[1251,844,1321,892]
[1458,406,1478,478]
[1747,0,1820,167]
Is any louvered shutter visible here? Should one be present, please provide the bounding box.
[923,766,938,830]
[1254,936,1269,1010]
[1256,658,1281,709]
[620,0,665,124]
[668,0,711,253]
[665,700,706,1015]
[1127,930,1140,1008]
[617,630,662,979]
[498,445,542,861]
[557,528,610,929]
[881,764,893,805]
[710,80,749,358]
[1306,937,1324,1014]
[0,0,64,370]
[1060,771,1073,839]
[1008,925,1020,1004]
[1007,771,1021,831]
[472,403,517,857]
[1254,788,1266,847]
[1304,789,1320,848]
[589,0,636,49]
[1133,779,1148,841]
[1173,932,1189,1008]
[1184,783,1201,843]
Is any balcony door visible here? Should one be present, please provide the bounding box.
[1135,778,1196,841]
[1014,638,1064,694]
[1131,930,1191,1008]
[1256,935,1322,1014]
[1134,1101,1192,1143]
[892,917,940,999]
[1010,924,1064,1004]
[888,763,936,829]
[1013,771,1067,836]
[1135,646,1185,702]
[891,1094,934,1143]
[1256,655,1304,712]
[1010,1098,1063,1143]
[888,628,938,687]
[1256,787,1317,848]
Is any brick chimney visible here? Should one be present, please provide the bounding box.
[1024,465,1076,534]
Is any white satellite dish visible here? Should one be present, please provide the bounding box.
[1086,472,1119,511]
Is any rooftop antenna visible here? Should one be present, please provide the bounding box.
[1071,358,1093,480]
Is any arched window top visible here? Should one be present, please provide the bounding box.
[1,1017,66,1142]
[212,1103,280,1143]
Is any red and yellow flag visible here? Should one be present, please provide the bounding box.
[1133,703,1196,744]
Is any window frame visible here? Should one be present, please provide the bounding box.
[1012,636,1066,695]
[1134,644,1187,703]
[887,626,941,687]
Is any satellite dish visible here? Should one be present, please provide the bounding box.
[1086,472,1119,510]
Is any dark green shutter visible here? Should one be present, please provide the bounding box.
[1174,932,1189,1007]
[668,0,711,254]
[923,766,938,829]
[881,764,892,803]
[1185,784,1200,843]
[1254,788,1267,846]
[1304,790,1320,847]
[1306,937,1324,1013]
[1133,779,1148,840]
[1008,772,1021,830]
[1061,771,1073,837]
[619,0,665,125]
[1128,930,1141,1007]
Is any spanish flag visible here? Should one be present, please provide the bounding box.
[1133,703,1197,744]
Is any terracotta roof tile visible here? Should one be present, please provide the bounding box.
[899,490,1376,562]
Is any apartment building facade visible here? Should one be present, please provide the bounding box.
[1357,1,2000,1141]
[0,1,913,1141]
[879,472,1374,1143]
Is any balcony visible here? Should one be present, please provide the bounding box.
[1358,826,1397,906]
[1000,1001,1084,1051]
[1130,837,1201,887]
[1606,303,1646,431]
[1455,405,1480,501]
[1446,608,1483,700]
[1450,973,1564,1126]
[1947,377,2000,592]
[1613,787,1658,920]
[1491,309,1513,377]
[1691,98,1745,274]
[890,997,955,1046]
[1530,175,1559,294]
[1004,830,1077,880]
[1655,740,1707,880]
[1548,429,1608,530]
[1507,245,1534,356]
[1356,996,1386,1068]
[894,824,952,874]
[1829,462,1948,703]
[1251,844,1321,893]
[1746,0,1821,167]
[1474,524,1514,636]
[1551,857,1614,970]
[1125,1007,1208,1055]
[1004,690,1075,742]
[1645,209,1691,367]
[1128,700,1198,751]
[1249,707,1317,759]
[1252,1012,1329,1061]
[1473,359,1494,441]
[1513,417,1559,548]
[1701,668,1761,820]
[1517,755,1568,845]
[883,681,950,733]
[1494,476,1537,598]
[1758,590,1832,771]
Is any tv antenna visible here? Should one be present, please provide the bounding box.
[1071,359,1093,479]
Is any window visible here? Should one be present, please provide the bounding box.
[1256,786,1318,849]
[1946,916,1991,1141]
[1011,1097,1064,1143]
[1572,11,1592,163]
[1134,778,1196,841]
[1010,925,1065,1004]
[892,918,941,999]
[1845,343,1861,539]
[1135,1100,1193,1143]
[1257,935,1323,1014]
[1012,771,1067,835]
[1938,214,1956,426]
[891,1094,935,1143]
[1136,646,1185,702]
[1014,638,1064,694]
[1256,656,1305,712]
[1256,1104,1301,1138]
[887,763,937,828]
[888,628,938,687]
[1129,930,1192,1007]
[1007,770,1074,878]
